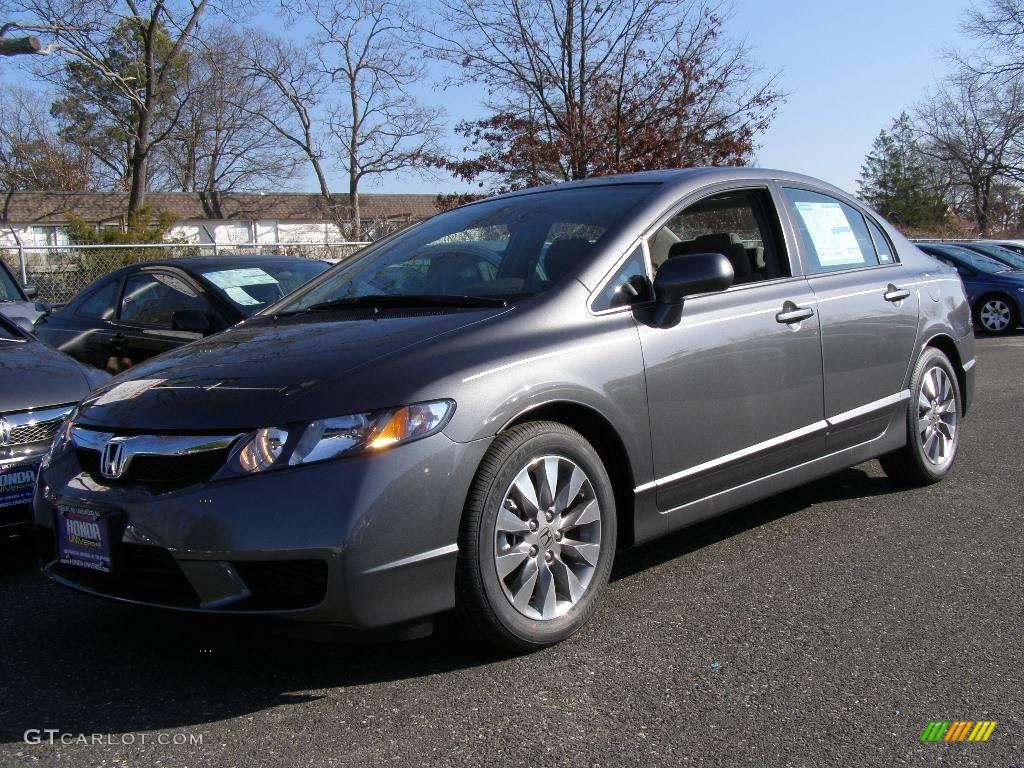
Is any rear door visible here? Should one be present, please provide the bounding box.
[778,186,920,451]
[634,184,826,514]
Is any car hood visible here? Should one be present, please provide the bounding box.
[76,307,512,431]
[0,337,97,413]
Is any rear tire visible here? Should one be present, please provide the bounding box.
[974,294,1018,335]
[880,347,961,486]
[455,421,617,652]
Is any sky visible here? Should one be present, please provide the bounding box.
[351,0,975,197]
[1,0,975,197]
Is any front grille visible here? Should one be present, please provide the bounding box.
[77,447,229,490]
[8,417,63,446]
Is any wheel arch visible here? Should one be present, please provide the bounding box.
[920,333,966,416]
[500,400,637,548]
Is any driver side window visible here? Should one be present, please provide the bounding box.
[646,188,789,284]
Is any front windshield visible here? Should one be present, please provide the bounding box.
[0,263,23,301]
[273,184,657,312]
[966,243,1024,270]
[940,245,1011,273]
[197,260,330,315]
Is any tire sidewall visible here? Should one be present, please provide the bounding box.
[906,349,961,481]
[468,427,617,647]
[975,294,1019,335]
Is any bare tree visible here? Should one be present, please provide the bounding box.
[916,69,1024,234]
[960,0,1024,79]
[422,0,782,189]
[0,85,93,189]
[243,31,342,220]
[292,0,444,237]
[164,26,300,193]
[11,0,221,211]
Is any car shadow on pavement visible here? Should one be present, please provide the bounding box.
[0,465,896,742]
[611,465,897,582]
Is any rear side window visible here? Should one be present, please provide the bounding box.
[76,280,120,320]
[866,219,896,264]
[784,188,880,273]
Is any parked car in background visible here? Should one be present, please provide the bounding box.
[35,169,974,650]
[981,240,1024,256]
[952,241,1024,271]
[1,314,109,537]
[0,259,45,327]
[34,255,330,372]
[917,243,1024,334]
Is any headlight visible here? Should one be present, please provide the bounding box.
[228,400,455,475]
[40,412,76,469]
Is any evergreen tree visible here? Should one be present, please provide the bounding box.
[857,112,947,229]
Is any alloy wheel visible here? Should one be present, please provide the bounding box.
[493,455,602,620]
[979,299,1012,332]
[918,366,958,466]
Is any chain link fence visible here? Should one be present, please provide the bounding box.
[1,241,370,304]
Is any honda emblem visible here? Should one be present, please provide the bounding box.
[100,440,129,479]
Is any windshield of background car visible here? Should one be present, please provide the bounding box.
[197,260,330,314]
[941,246,1013,274]
[967,244,1024,270]
[0,264,23,301]
[272,184,658,312]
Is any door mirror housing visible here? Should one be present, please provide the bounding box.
[652,253,734,327]
[171,309,211,334]
[23,285,38,299]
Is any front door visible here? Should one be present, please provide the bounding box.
[637,186,826,514]
[112,270,214,367]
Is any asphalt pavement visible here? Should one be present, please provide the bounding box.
[1,335,1021,768]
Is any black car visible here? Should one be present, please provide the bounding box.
[1,313,109,535]
[34,255,330,371]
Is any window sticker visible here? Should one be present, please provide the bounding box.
[203,268,279,289]
[793,201,866,267]
[223,286,261,306]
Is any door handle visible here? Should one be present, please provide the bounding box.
[883,284,911,302]
[776,304,815,325]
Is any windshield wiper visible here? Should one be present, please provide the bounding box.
[282,294,508,315]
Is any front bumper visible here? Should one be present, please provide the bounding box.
[34,432,491,629]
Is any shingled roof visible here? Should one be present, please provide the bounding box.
[0,191,439,224]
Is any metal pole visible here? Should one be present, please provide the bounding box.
[8,226,27,285]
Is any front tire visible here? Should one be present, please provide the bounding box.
[974,294,1019,335]
[455,421,617,651]
[880,347,962,486]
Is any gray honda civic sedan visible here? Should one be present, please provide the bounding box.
[34,169,974,650]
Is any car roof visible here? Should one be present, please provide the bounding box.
[134,254,325,271]
[463,167,851,206]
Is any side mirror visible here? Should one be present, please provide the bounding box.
[171,309,211,334]
[23,285,38,299]
[652,253,734,327]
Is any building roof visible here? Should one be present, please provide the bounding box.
[0,191,439,225]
